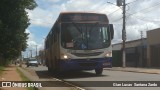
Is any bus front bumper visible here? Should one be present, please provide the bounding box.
[59,57,112,71]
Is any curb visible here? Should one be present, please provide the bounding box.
[18,66,85,90]
[17,67,38,90]
[105,68,160,75]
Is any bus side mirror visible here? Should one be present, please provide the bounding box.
[109,24,114,40]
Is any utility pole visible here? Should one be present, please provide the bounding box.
[140,31,143,67]
[30,50,32,58]
[27,52,29,58]
[36,45,38,59]
[140,31,143,44]
[122,0,126,67]
[116,0,126,67]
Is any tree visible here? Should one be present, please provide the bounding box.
[0,0,37,65]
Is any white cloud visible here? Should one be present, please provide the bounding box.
[60,0,116,13]
[25,0,160,52]
[60,0,95,11]
[46,0,61,3]
[27,8,55,27]
[24,29,44,57]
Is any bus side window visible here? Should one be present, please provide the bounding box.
[53,25,58,42]
[51,32,53,45]
[52,35,54,44]
[53,31,55,42]
[45,40,47,49]
[54,25,59,42]
[54,31,58,42]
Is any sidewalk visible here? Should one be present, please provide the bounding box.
[105,67,160,74]
[0,65,26,90]
[18,65,83,90]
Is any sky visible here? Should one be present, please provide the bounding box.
[23,0,160,57]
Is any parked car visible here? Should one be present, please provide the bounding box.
[27,59,38,67]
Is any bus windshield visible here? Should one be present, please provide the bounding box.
[61,23,110,50]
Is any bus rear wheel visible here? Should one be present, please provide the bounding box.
[95,68,103,75]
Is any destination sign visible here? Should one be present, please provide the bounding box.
[60,13,108,22]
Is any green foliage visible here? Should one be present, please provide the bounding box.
[0,0,37,65]
[16,68,37,90]
[0,66,4,75]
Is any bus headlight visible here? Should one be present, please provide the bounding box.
[61,54,71,60]
[63,55,68,59]
[105,52,112,57]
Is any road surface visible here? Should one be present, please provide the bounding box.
[24,65,160,90]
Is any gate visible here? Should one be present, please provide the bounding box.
[150,45,160,67]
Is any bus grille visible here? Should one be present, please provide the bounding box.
[71,52,102,57]
[79,62,97,66]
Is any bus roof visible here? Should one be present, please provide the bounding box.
[57,12,109,22]
[60,12,106,15]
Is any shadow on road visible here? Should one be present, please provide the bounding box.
[35,70,52,79]
[55,71,107,79]
[35,70,107,79]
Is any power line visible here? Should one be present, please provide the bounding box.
[108,8,121,16]
[131,16,160,22]
[126,0,140,5]
[126,1,160,22]
[112,1,160,22]
[112,17,123,22]
[126,2,160,18]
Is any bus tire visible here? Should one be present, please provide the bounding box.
[48,67,51,72]
[95,68,103,75]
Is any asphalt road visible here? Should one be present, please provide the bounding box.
[25,65,160,90]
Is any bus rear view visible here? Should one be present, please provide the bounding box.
[45,12,114,75]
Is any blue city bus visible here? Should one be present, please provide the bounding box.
[45,12,114,75]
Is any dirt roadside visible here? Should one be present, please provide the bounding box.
[0,65,26,90]
[18,65,84,90]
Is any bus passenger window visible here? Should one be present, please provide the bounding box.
[54,34,56,42]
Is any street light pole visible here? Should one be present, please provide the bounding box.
[122,0,126,67]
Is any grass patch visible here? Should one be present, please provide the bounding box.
[0,66,4,75]
[16,68,37,90]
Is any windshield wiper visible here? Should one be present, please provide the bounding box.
[88,22,99,33]
[71,22,88,50]
[72,22,82,34]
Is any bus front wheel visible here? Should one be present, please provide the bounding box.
[48,67,52,72]
[95,68,103,75]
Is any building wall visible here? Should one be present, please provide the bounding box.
[147,28,160,67]
[112,38,147,67]
[112,38,147,50]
